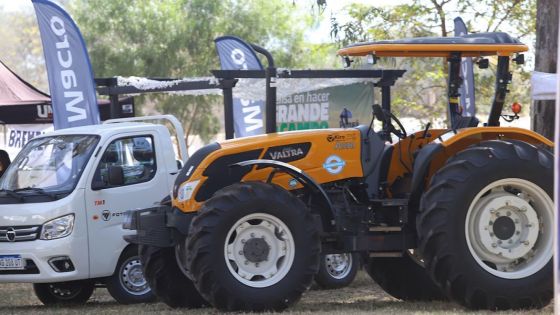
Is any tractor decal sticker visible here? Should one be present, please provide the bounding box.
[261,142,311,165]
[323,155,346,174]
[326,133,357,143]
[334,142,354,150]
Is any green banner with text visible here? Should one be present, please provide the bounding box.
[276,82,374,131]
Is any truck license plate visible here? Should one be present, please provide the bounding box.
[0,255,25,270]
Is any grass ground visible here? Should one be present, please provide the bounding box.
[1,271,553,315]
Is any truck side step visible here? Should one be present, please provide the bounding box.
[369,252,403,258]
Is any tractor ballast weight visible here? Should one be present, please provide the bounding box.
[126,32,554,312]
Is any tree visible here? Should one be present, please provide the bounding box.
[531,0,558,140]
[71,0,329,146]
[0,8,47,93]
[329,1,536,127]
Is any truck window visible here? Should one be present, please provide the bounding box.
[92,136,156,189]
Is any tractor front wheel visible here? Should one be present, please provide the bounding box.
[417,140,553,310]
[185,182,320,312]
[139,245,206,308]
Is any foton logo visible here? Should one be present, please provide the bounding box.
[50,16,87,123]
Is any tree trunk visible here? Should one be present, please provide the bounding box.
[531,0,558,140]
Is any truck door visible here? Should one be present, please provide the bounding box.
[85,133,169,278]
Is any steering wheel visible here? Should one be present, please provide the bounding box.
[372,104,407,141]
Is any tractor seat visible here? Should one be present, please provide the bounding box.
[453,116,479,129]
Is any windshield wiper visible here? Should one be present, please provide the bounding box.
[0,189,24,202]
[14,187,58,200]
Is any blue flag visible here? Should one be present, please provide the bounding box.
[454,17,476,117]
[32,0,100,130]
[215,36,264,137]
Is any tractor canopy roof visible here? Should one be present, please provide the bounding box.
[338,32,527,58]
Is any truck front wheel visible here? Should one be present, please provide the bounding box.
[106,246,155,304]
[417,140,553,310]
[314,253,359,289]
[33,280,94,305]
[185,182,320,312]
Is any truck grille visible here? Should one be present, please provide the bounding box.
[0,226,41,242]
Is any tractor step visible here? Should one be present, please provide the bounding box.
[369,226,402,232]
[369,252,403,258]
[369,198,408,207]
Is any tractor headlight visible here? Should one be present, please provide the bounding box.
[40,214,75,240]
[177,180,200,202]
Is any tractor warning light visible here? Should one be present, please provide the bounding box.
[511,102,522,114]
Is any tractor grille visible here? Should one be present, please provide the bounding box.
[0,226,41,242]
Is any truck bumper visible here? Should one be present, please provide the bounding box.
[123,206,195,247]
[0,235,89,283]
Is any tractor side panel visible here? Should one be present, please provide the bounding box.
[174,129,364,213]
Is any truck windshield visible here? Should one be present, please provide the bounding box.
[0,135,99,194]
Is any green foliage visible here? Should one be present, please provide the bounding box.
[330,0,535,123]
[71,0,326,145]
[0,8,48,93]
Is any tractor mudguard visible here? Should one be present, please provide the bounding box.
[232,159,335,229]
[409,143,443,207]
[407,127,553,209]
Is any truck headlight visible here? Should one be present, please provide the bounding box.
[177,180,200,202]
[40,214,75,240]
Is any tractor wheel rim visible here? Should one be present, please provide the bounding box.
[120,257,151,295]
[224,212,295,288]
[465,178,553,279]
[324,253,352,279]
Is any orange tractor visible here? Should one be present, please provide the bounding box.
[125,32,553,311]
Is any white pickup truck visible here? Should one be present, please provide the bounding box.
[0,115,187,305]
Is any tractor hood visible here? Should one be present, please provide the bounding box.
[172,128,365,213]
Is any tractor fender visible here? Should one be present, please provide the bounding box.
[232,159,335,230]
[409,127,553,208]
[409,143,443,207]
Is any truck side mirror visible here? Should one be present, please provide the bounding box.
[107,166,124,186]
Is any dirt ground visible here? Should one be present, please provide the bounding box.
[1,272,553,315]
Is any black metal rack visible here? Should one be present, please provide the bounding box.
[95,52,405,140]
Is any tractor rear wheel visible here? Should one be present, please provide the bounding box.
[139,245,206,308]
[185,182,320,312]
[366,251,444,301]
[417,140,553,310]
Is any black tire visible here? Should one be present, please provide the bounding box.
[33,280,95,305]
[139,244,206,308]
[185,181,321,312]
[106,246,156,304]
[417,140,553,310]
[314,252,360,289]
[366,253,444,301]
